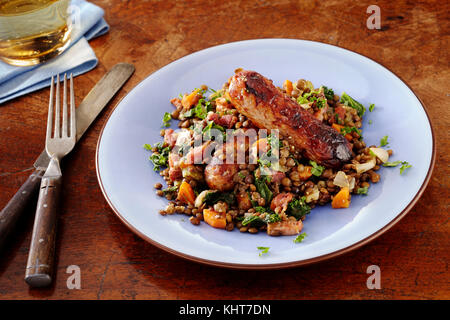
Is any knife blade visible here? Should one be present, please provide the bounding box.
[0,63,135,249]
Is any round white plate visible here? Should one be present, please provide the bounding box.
[96,39,435,269]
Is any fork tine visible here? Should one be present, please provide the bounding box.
[70,73,76,139]
[62,74,68,137]
[46,76,54,140]
[54,74,61,138]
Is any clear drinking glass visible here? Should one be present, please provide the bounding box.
[0,0,72,67]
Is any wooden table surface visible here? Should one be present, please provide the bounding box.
[0,0,448,300]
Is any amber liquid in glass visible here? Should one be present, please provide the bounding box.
[0,0,72,66]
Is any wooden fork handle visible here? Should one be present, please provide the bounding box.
[25,174,62,287]
[0,169,45,249]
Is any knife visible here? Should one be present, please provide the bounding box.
[0,63,135,249]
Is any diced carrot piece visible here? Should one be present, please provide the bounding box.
[298,166,313,181]
[203,209,226,229]
[331,123,353,141]
[177,181,196,205]
[283,80,293,96]
[181,89,201,109]
[331,123,345,134]
[331,187,351,209]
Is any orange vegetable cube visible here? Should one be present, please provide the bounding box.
[203,209,226,229]
[331,123,353,141]
[181,89,201,109]
[298,166,313,181]
[283,79,293,96]
[177,181,196,205]
[331,187,351,209]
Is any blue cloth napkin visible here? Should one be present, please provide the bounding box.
[0,0,109,104]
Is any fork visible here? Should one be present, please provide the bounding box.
[25,74,76,287]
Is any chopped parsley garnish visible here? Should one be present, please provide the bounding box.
[144,142,170,171]
[238,172,246,179]
[382,160,403,167]
[203,120,225,140]
[340,126,362,137]
[242,215,265,228]
[257,246,270,256]
[286,196,311,219]
[369,103,375,112]
[380,135,389,147]
[297,96,309,105]
[293,232,307,243]
[182,99,212,119]
[322,86,334,100]
[162,186,178,193]
[149,149,170,171]
[254,176,273,204]
[264,213,282,224]
[340,92,366,117]
[382,160,412,175]
[162,112,172,127]
[209,88,223,101]
[204,191,235,206]
[400,162,412,174]
[356,187,369,195]
[309,160,325,177]
[368,120,373,125]
[254,207,282,222]
[316,97,327,109]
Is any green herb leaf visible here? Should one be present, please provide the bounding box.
[286,196,311,220]
[400,162,412,175]
[162,186,178,193]
[296,96,310,105]
[242,215,265,228]
[183,99,212,120]
[382,160,412,175]
[257,246,270,256]
[202,120,225,140]
[340,126,362,137]
[322,86,335,100]
[380,135,389,147]
[162,112,172,127]
[204,191,235,206]
[265,213,281,224]
[369,103,375,112]
[356,187,369,195]
[293,232,307,243]
[368,120,373,125]
[309,160,325,177]
[382,160,402,167]
[254,176,273,204]
[146,143,171,171]
[340,92,366,117]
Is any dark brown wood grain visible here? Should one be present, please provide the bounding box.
[25,174,62,288]
[0,0,448,299]
[0,169,44,249]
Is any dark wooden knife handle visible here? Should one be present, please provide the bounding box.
[25,175,62,287]
[0,169,45,249]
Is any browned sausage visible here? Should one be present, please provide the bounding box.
[228,70,352,168]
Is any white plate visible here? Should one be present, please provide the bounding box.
[96,39,435,269]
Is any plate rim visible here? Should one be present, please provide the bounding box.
[95,38,436,270]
